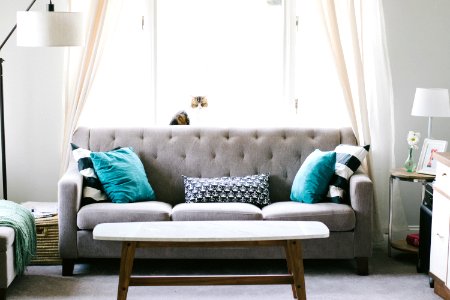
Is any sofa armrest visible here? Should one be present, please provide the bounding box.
[58,162,82,259]
[349,170,373,258]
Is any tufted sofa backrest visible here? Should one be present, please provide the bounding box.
[72,126,356,206]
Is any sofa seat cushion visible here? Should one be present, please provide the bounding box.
[262,201,355,232]
[172,203,263,221]
[77,201,172,230]
[0,227,15,251]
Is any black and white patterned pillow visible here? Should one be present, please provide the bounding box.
[327,144,370,204]
[183,174,270,207]
[71,143,108,205]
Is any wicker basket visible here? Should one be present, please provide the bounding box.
[30,215,61,265]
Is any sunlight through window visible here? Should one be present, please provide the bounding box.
[77,0,350,128]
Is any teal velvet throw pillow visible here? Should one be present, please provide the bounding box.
[290,149,336,204]
[90,147,156,203]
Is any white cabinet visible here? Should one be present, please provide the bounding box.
[430,190,450,281]
[429,152,450,299]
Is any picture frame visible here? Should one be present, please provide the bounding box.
[416,138,448,175]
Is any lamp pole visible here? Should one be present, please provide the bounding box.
[427,116,432,139]
[0,0,39,199]
[0,58,7,199]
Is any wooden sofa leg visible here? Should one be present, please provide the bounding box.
[62,259,75,276]
[356,257,369,276]
[0,287,6,300]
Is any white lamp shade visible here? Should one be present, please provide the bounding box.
[411,88,450,117]
[16,11,84,47]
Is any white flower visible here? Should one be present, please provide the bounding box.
[407,131,420,149]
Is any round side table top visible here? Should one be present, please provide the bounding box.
[390,168,435,181]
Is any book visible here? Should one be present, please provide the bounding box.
[21,201,58,219]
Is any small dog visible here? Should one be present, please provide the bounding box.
[169,111,190,125]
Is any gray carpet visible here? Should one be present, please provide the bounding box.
[6,244,440,300]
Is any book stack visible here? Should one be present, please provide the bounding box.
[22,201,58,219]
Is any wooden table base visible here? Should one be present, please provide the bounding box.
[117,240,306,300]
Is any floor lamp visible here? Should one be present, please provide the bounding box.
[0,0,84,199]
[411,88,450,138]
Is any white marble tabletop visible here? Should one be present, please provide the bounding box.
[93,221,329,242]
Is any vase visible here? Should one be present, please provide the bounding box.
[404,147,416,172]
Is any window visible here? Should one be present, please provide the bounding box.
[78,0,350,128]
[157,0,284,126]
[78,0,155,127]
[294,0,350,127]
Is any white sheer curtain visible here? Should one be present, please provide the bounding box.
[360,0,403,241]
[318,0,398,242]
[60,0,123,173]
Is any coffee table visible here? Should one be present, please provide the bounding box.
[93,221,329,300]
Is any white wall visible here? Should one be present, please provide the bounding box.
[0,0,65,203]
[383,0,450,227]
[1,0,450,229]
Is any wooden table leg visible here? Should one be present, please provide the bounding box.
[118,241,137,300]
[284,241,298,299]
[286,240,306,300]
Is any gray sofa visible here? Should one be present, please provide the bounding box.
[58,126,373,276]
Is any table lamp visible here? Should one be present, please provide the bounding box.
[0,0,84,199]
[411,88,450,138]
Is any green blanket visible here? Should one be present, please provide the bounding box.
[0,200,36,275]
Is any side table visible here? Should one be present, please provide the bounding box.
[388,168,434,257]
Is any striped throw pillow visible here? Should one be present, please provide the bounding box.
[71,143,108,205]
[327,144,370,204]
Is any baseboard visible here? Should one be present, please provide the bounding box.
[408,225,420,232]
[381,225,420,235]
